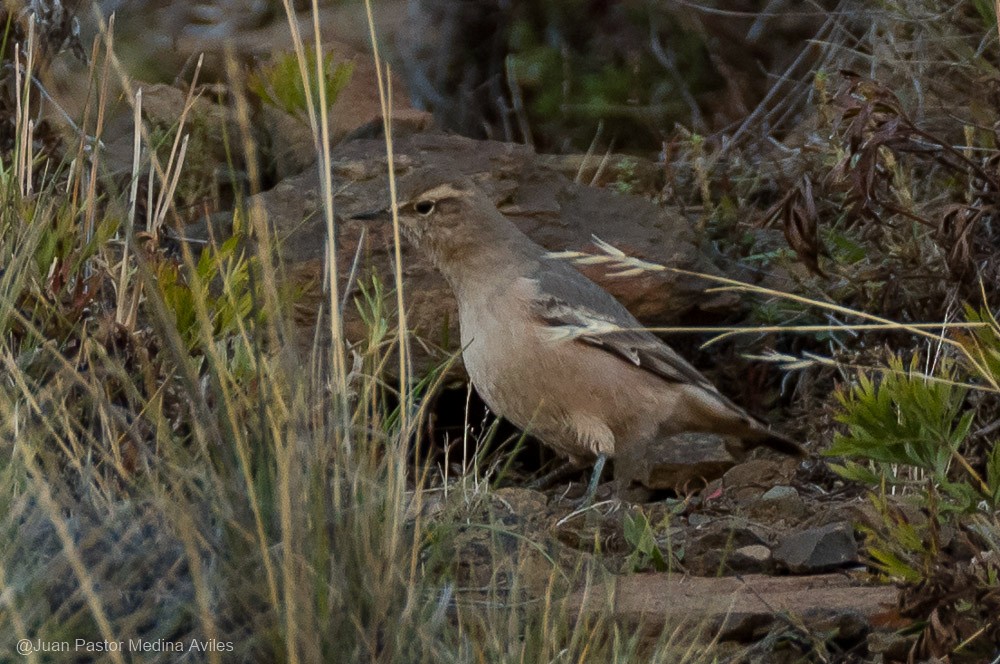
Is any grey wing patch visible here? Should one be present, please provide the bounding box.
[527,259,718,391]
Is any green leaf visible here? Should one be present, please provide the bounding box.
[986,443,1000,505]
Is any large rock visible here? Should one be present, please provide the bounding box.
[570,572,902,643]
[773,522,859,574]
[188,132,738,376]
[617,432,741,491]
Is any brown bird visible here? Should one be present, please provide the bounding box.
[357,168,805,503]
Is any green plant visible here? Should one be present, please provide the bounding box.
[623,510,670,573]
[827,350,1000,511]
[248,47,354,117]
[153,232,256,350]
[828,357,971,486]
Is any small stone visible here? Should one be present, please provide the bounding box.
[774,522,859,574]
[745,484,807,521]
[728,544,774,573]
[734,544,772,562]
[722,459,798,502]
[687,513,712,528]
[762,485,798,501]
[686,517,770,575]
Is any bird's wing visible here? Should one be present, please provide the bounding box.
[525,258,806,456]
[528,259,719,392]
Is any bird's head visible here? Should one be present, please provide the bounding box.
[349,168,535,282]
[392,169,481,248]
[351,169,488,254]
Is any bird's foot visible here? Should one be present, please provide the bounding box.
[558,454,608,509]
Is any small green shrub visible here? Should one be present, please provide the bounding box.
[828,356,975,493]
[622,510,670,573]
[154,232,255,349]
[248,47,354,117]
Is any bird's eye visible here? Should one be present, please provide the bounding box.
[414,200,436,216]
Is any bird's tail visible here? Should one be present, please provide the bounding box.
[745,429,808,458]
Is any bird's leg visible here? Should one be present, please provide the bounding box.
[574,453,607,507]
[527,460,579,490]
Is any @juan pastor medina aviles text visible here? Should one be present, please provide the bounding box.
[16,638,234,655]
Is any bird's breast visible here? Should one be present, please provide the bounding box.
[456,283,551,419]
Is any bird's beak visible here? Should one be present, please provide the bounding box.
[348,208,390,221]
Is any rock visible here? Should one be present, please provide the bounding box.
[722,459,799,502]
[687,512,713,528]
[744,485,807,522]
[59,27,425,182]
[686,516,772,575]
[762,485,797,501]
[186,132,737,375]
[95,82,252,184]
[867,630,914,661]
[569,572,903,642]
[260,104,316,179]
[618,432,741,491]
[730,544,774,574]
[773,522,858,574]
[535,153,663,194]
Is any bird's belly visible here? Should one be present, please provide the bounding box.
[459,311,549,424]
[458,306,644,459]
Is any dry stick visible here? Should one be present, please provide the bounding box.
[744,351,994,392]
[553,239,1000,391]
[713,6,837,164]
[152,135,190,234]
[278,0,350,448]
[640,322,989,337]
[145,153,155,231]
[995,0,1000,50]
[506,54,534,147]
[24,120,33,196]
[362,0,420,626]
[84,14,113,265]
[14,20,33,196]
[575,120,603,185]
[670,0,859,18]
[362,3,411,434]
[269,5,348,660]
[649,24,705,132]
[339,227,368,321]
[589,142,616,188]
[19,17,36,198]
[151,54,204,239]
[279,3,346,659]
[115,88,142,326]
